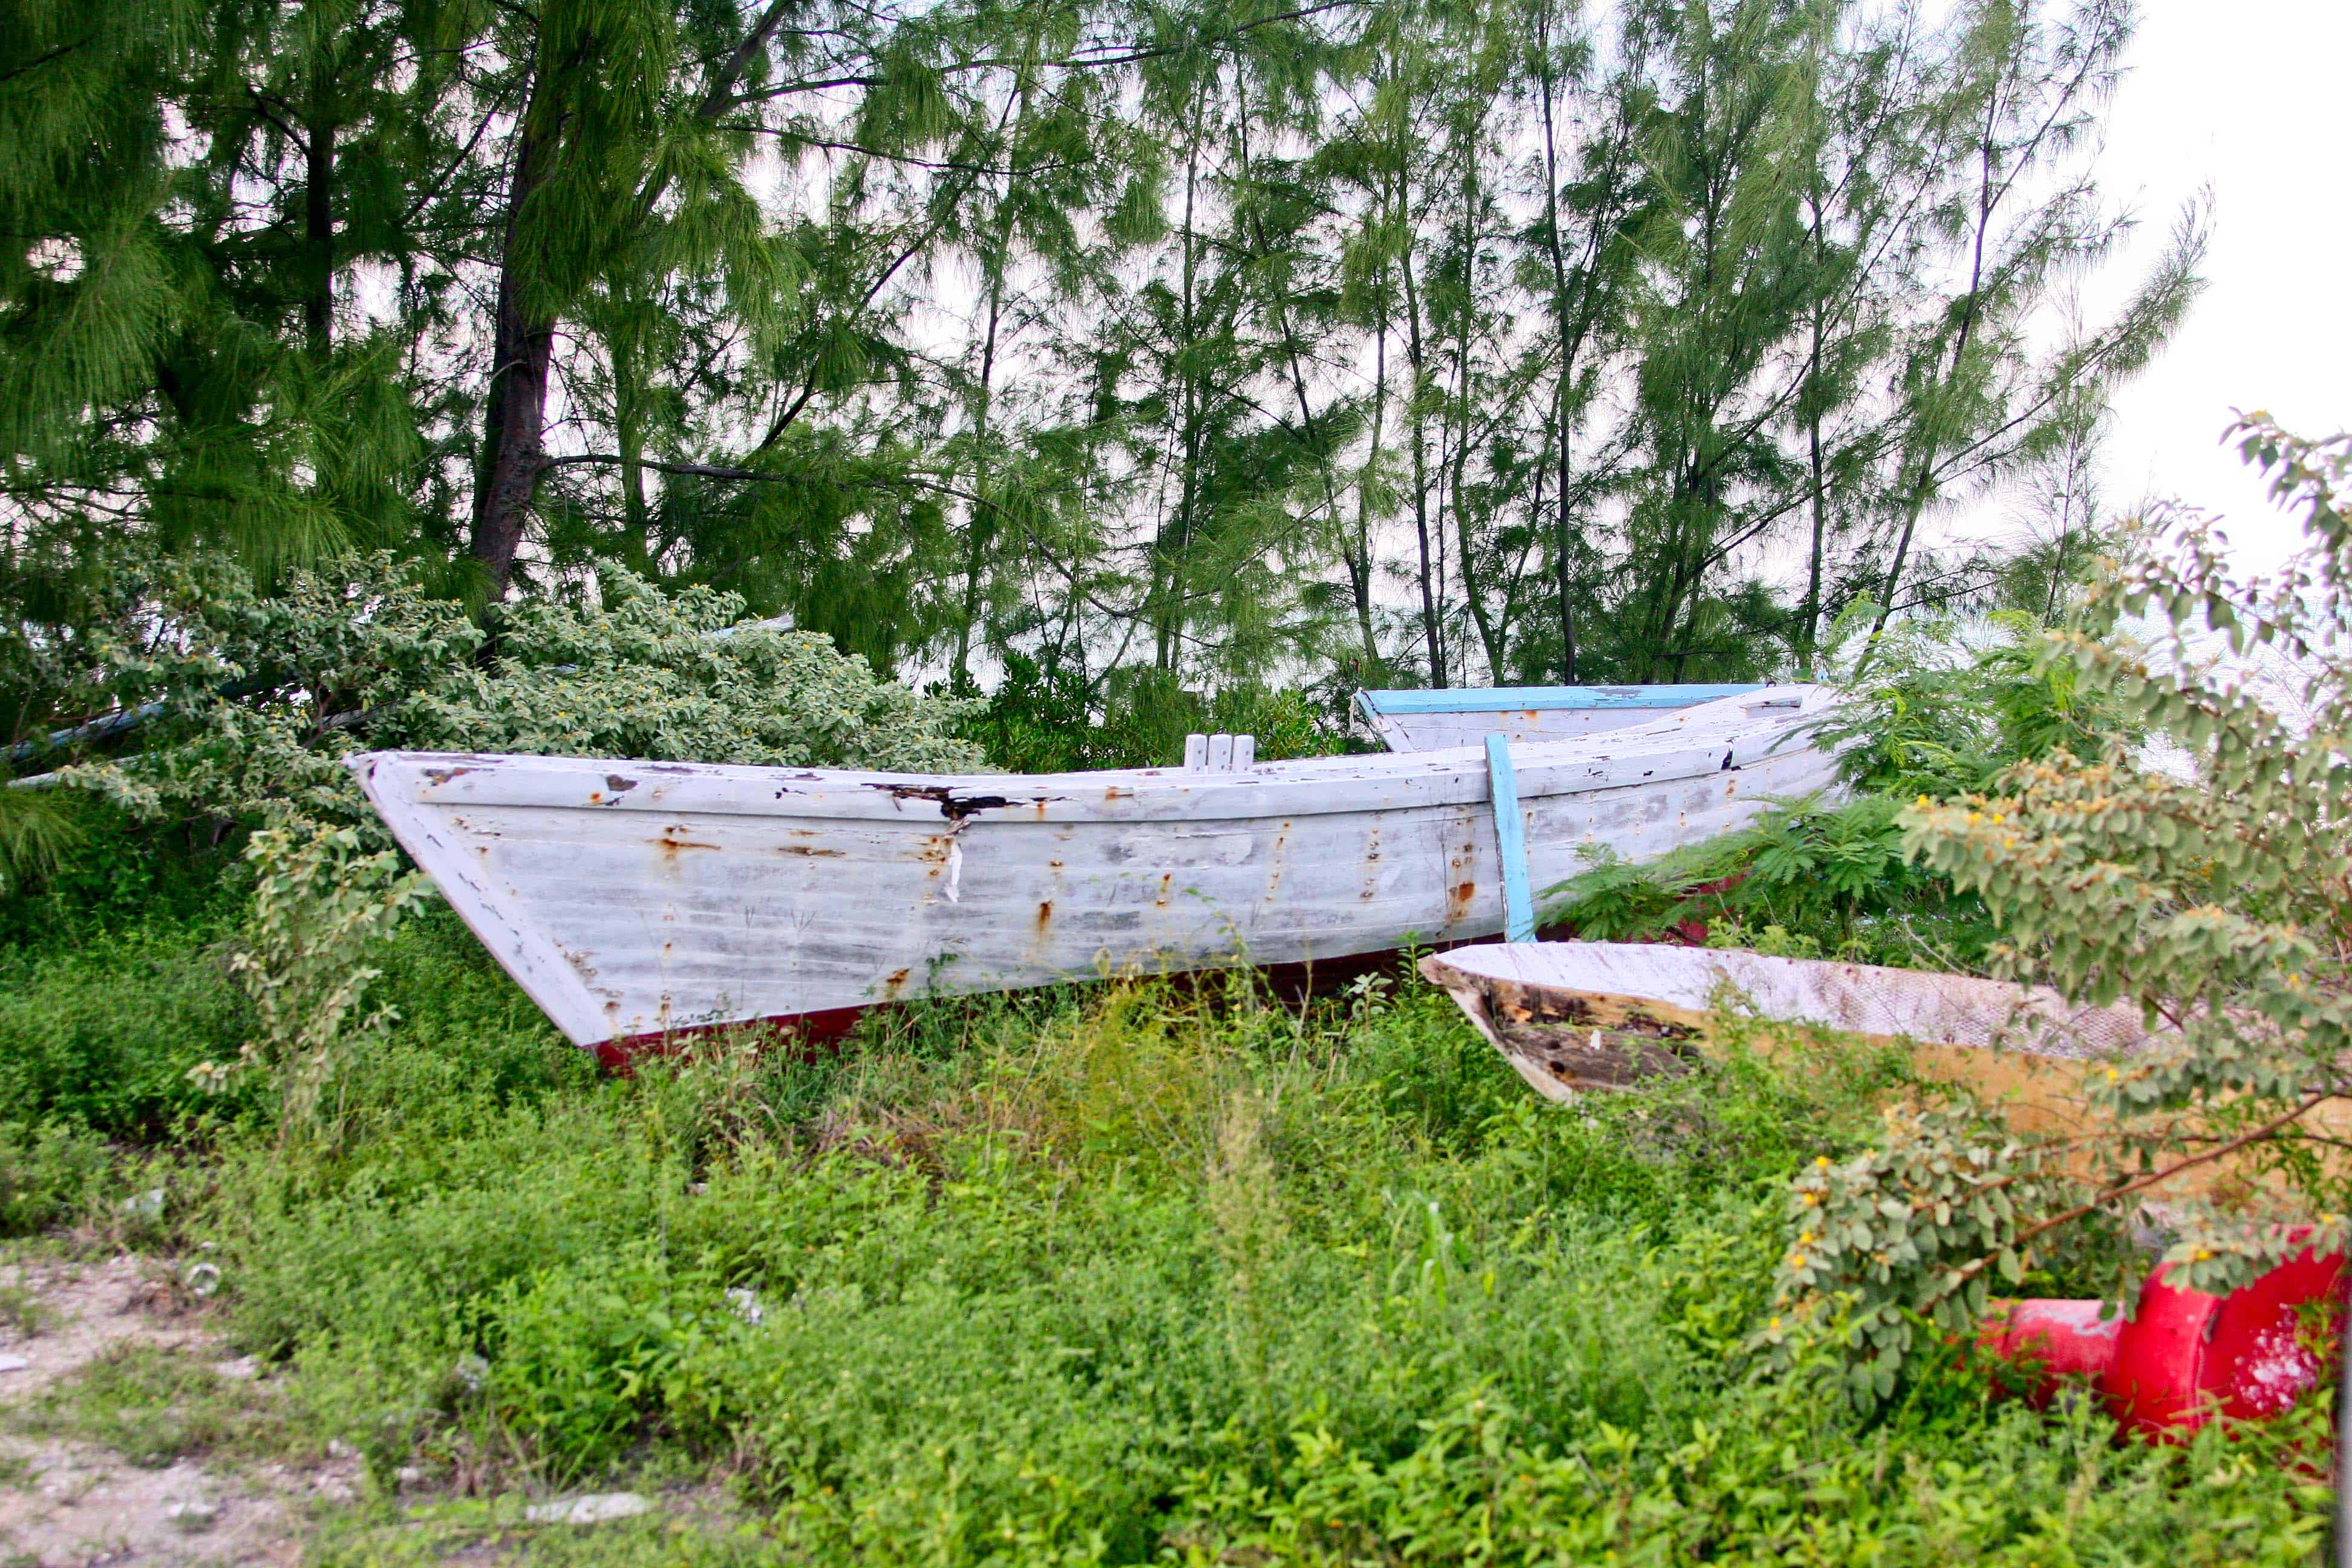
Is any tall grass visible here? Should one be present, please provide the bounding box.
[0,905,2331,1563]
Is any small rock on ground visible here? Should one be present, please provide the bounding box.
[525,1492,655,1525]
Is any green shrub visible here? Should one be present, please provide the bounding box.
[1544,795,1994,969]
[0,1118,110,1235]
[57,550,982,838]
[0,899,2324,1560]
[0,924,250,1136]
[1766,417,2352,1400]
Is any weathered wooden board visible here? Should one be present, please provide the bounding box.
[353,684,1837,1053]
[1420,941,2352,1197]
[1421,942,2152,1101]
[1357,682,1775,751]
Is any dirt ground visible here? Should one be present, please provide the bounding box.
[0,1252,757,1568]
[0,1252,360,1568]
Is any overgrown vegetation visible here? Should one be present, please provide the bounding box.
[1768,415,2352,1383]
[0,425,2340,1558]
[0,905,2332,1562]
[44,551,981,839]
[1540,606,2135,967]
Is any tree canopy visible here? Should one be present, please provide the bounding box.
[1,0,2198,726]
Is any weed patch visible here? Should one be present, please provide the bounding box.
[0,909,2328,1561]
[12,1342,295,1469]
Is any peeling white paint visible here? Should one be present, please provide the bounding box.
[353,685,1838,1049]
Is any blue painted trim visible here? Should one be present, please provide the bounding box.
[1360,682,1762,717]
[1485,733,1536,944]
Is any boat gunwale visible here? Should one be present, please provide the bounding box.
[1357,681,1766,717]
[348,694,1830,826]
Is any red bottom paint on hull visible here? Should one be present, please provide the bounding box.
[590,921,1649,1071]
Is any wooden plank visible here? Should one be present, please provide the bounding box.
[1485,734,1535,944]
[1364,682,1763,714]
[360,688,1825,826]
[1365,683,1794,752]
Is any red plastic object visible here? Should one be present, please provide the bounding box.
[1981,1241,2347,1434]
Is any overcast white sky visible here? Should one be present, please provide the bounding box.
[2087,0,2352,568]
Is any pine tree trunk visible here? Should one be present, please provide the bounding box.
[953,270,1005,688]
[1401,231,1444,688]
[1801,211,1828,675]
[303,118,335,353]
[1238,90,1371,676]
[615,333,653,572]
[1871,96,2002,649]
[1535,1,1578,684]
[1448,134,1501,682]
[1354,321,1391,679]
[471,74,556,596]
[1803,406,1826,673]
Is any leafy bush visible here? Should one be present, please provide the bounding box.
[1814,607,2141,798]
[56,550,983,837]
[0,895,2321,1558]
[0,925,250,1135]
[0,1118,111,1235]
[1544,795,1993,969]
[196,826,428,1140]
[1767,415,2352,1396]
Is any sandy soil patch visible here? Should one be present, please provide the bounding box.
[0,1252,357,1568]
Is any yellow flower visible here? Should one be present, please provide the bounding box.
[2193,1248,2212,1263]
[1789,1253,1808,1269]
[1915,794,1931,808]
[1815,1155,1832,1169]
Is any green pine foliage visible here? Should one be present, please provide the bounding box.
[1,0,2195,697]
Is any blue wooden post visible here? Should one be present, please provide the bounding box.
[1485,733,1536,944]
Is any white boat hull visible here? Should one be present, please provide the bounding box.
[351,685,1839,1056]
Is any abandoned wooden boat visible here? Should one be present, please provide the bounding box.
[1357,682,1781,751]
[1419,942,2352,1193]
[1420,941,2152,1100]
[351,684,1837,1060]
